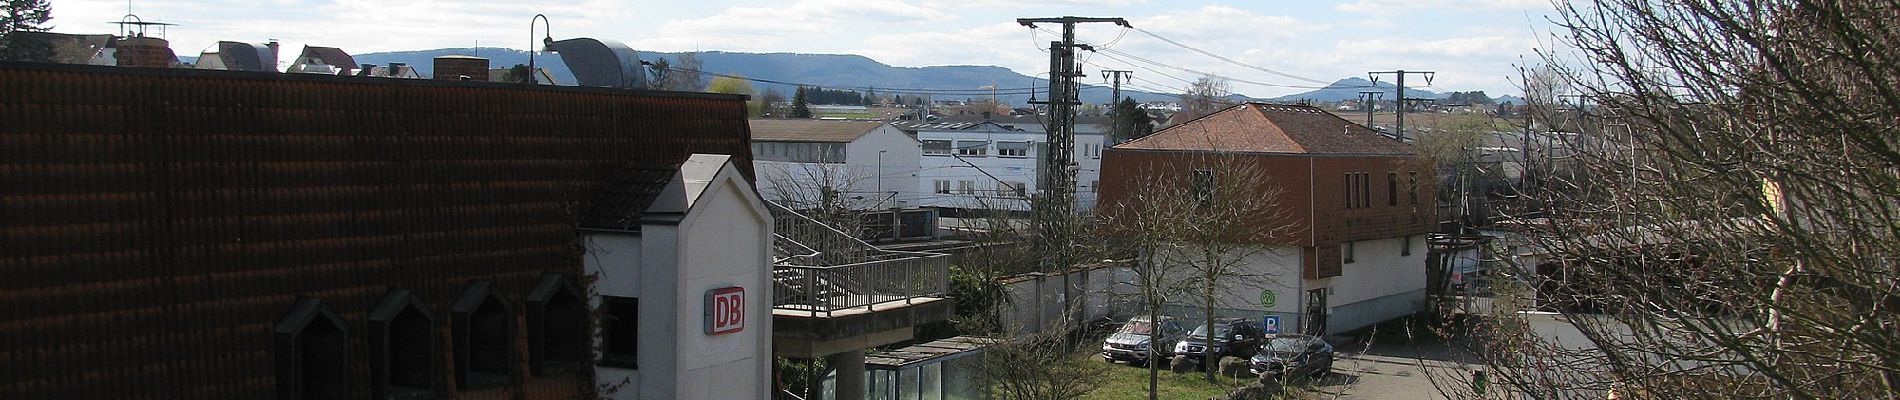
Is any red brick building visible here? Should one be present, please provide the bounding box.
[1098,103,1435,335]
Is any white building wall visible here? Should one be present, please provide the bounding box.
[588,156,774,400]
[583,233,645,397]
[1317,235,1428,334]
[844,125,923,209]
[1158,246,1308,331]
[753,124,920,210]
[672,178,773,400]
[914,127,1104,213]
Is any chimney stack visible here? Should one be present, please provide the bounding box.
[432,55,490,82]
[266,39,281,72]
[114,37,177,68]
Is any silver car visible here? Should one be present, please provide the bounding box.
[1101,316,1187,365]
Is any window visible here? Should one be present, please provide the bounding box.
[956,140,987,156]
[1192,169,1214,208]
[600,296,639,368]
[1401,235,1412,256]
[934,180,952,194]
[923,140,951,155]
[527,273,587,376]
[996,141,1029,157]
[452,281,516,391]
[1388,172,1398,206]
[1343,173,1355,209]
[274,297,349,400]
[958,180,976,195]
[1343,241,1357,263]
[1090,180,1099,193]
[369,289,436,400]
[1001,182,1027,197]
[1406,171,1421,204]
[1344,172,1371,208]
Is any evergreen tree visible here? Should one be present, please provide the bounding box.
[791,86,813,118]
[0,0,54,62]
[1108,98,1155,144]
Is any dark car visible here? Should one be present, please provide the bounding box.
[1101,316,1187,365]
[1172,318,1267,368]
[1249,334,1335,379]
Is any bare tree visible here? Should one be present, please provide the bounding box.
[1449,1,1900,398]
[1101,156,1297,394]
[756,159,879,234]
[1178,76,1233,122]
[975,303,1109,400]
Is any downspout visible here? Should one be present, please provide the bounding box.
[1302,156,1314,334]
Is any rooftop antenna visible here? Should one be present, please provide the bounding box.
[111,13,175,38]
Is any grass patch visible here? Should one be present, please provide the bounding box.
[1079,358,1249,400]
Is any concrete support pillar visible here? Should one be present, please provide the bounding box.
[828,350,866,400]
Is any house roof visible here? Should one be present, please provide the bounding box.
[298,45,356,70]
[579,161,681,232]
[1115,103,1415,155]
[749,119,886,143]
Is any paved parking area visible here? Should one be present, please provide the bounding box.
[1284,341,1486,399]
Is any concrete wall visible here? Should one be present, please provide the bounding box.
[997,264,1138,337]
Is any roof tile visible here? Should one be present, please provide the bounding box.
[1116,103,1414,155]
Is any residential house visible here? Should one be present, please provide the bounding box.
[749,119,921,211]
[1098,103,1436,335]
[195,40,280,72]
[288,45,356,75]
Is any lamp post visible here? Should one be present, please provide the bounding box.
[529,14,550,84]
[877,150,886,209]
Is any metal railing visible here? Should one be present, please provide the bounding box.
[769,201,949,317]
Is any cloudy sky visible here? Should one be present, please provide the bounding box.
[52,0,1560,98]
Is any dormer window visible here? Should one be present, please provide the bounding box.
[369,289,437,400]
[526,273,588,376]
[273,297,349,400]
[452,281,517,391]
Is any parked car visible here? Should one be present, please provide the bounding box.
[1249,334,1334,379]
[1101,315,1187,365]
[1172,318,1267,369]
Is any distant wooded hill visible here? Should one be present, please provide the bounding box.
[352,48,1519,106]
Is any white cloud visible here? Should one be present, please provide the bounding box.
[638,0,945,51]
[1335,0,1551,15]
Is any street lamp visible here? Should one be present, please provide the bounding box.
[877,150,887,209]
[528,14,550,83]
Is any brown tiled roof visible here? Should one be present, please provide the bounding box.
[750,119,885,142]
[300,45,356,70]
[0,63,752,399]
[1115,103,1414,155]
[580,162,680,232]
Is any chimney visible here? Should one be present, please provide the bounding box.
[389,62,407,77]
[114,37,177,68]
[358,64,375,76]
[432,55,490,82]
[266,39,281,72]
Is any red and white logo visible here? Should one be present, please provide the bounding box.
[704,287,745,335]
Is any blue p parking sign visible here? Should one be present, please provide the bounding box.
[1262,315,1280,335]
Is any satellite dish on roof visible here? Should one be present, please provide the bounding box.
[544,38,648,89]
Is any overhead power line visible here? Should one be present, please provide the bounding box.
[1131,27,1337,86]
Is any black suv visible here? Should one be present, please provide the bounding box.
[1172,318,1266,368]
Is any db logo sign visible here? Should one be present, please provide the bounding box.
[703,287,745,335]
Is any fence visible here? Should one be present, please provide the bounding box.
[768,201,950,317]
